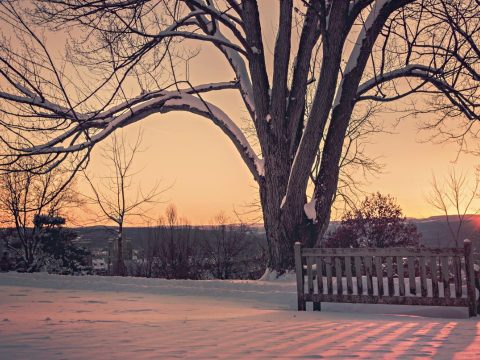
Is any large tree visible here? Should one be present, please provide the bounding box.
[0,0,478,272]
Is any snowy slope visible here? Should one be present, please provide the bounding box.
[0,273,478,359]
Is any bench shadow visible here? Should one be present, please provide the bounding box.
[257,310,479,359]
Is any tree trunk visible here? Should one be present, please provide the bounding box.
[260,145,316,274]
[115,223,126,276]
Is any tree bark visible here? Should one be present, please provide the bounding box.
[115,223,126,276]
[260,136,316,273]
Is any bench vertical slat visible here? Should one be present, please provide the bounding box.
[354,256,363,295]
[365,256,374,296]
[397,256,405,296]
[441,256,450,299]
[294,242,305,311]
[408,257,417,296]
[419,257,428,297]
[430,256,439,298]
[326,256,333,294]
[307,256,314,295]
[314,256,322,311]
[316,256,324,295]
[386,257,394,296]
[345,256,353,295]
[375,256,384,296]
[464,240,477,317]
[335,257,343,295]
[453,256,462,298]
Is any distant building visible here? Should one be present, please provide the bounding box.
[89,248,109,275]
[92,258,108,274]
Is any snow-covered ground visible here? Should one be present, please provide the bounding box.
[0,273,479,359]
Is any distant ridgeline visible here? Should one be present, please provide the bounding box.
[73,215,480,250]
[73,225,267,249]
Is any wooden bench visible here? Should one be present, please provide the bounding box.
[294,239,477,317]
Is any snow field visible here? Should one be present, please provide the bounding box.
[0,272,479,359]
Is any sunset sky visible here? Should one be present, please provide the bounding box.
[81,102,479,226]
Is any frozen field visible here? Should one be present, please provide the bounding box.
[0,272,479,359]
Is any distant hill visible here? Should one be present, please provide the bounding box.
[73,225,266,250]
[71,215,480,250]
[412,215,480,248]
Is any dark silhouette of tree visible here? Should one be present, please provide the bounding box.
[325,193,421,248]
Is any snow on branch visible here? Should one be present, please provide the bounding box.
[14,83,263,181]
[304,198,317,222]
[184,1,255,116]
[162,92,264,179]
[333,0,392,108]
[356,64,439,96]
[356,64,479,120]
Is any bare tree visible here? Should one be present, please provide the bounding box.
[156,204,202,279]
[427,168,478,297]
[427,168,479,248]
[0,1,479,272]
[202,212,247,279]
[83,131,163,276]
[0,159,78,270]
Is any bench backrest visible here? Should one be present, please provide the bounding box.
[294,240,477,316]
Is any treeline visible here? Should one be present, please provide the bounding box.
[0,205,268,280]
[122,207,267,280]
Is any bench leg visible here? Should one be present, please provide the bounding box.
[298,296,306,311]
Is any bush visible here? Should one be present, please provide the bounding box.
[325,192,421,248]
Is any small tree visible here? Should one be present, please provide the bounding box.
[427,168,479,248]
[325,192,421,248]
[83,131,164,276]
[35,215,91,274]
[427,168,479,297]
[0,161,78,270]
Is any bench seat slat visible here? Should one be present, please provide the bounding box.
[304,293,469,307]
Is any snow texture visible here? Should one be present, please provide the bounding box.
[213,31,255,112]
[304,198,317,221]
[280,196,287,209]
[0,272,478,359]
